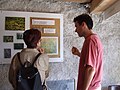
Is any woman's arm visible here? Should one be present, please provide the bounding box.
[8,55,18,89]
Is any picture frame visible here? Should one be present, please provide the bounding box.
[4,48,11,58]
[30,17,60,36]
[41,37,59,57]
[5,17,25,30]
[3,36,13,42]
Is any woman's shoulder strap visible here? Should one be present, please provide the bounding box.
[32,53,42,65]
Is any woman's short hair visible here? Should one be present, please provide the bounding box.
[23,28,41,48]
[73,14,93,29]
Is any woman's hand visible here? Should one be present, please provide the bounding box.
[38,48,44,53]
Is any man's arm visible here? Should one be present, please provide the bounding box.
[83,65,95,90]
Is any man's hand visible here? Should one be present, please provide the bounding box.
[71,46,81,57]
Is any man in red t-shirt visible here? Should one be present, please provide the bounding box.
[72,14,103,90]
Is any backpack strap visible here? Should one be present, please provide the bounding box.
[32,53,41,66]
[17,52,41,67]
[17,52,24,67]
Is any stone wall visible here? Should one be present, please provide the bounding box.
[92,13,120,90]
[0,0,120,90]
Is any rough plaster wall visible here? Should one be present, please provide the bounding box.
[0,0,120,90]
[92,13,120,90]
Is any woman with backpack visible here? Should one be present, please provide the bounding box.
[9,28,49,90]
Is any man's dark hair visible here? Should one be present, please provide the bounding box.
[23,28,41,48]
[73,14,93,29]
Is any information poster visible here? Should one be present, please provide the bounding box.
[0,11,63,64]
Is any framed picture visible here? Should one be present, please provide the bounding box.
[4,48,11,58]
[14,43,24,50]
[41,37,59,57]
[16,33,23,39]
[30,16,63,62]
[5,17,25,30]
[3,36,13,42]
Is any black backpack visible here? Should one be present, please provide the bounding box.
[17,53,43,90]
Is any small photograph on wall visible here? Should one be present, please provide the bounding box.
[4,48,11,58]
[41,37,58,55]
[5,17,25,30]
[16,33,23,39]
[14,43,24,50]
[3,36,13,42]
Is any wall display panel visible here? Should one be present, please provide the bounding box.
[0,10,63,64]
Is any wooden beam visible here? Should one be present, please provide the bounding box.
[63,0,91,3]
[103,0,120,19]
[90,0,118,14]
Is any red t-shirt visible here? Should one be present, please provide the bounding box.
[77,34,103,90]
